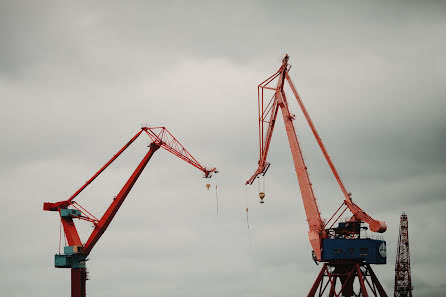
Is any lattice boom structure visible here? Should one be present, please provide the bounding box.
[394,212,412,297]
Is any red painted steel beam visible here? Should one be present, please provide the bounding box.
[368,264,388,296]
[357,264,369,297]
[246,90,279,184]
[285,73,387,233]
[246,71,282,185]
[286,68,386,233]
[308,264,328,296]
[60,215,82,247]
[247,55,325,259]
[43,129,144,211]
[276,84,324,259]
[71,268,86,297]
[66,129,144,204]
[142,127,216,178]
[285,73,351,202]
[82,143,160,256]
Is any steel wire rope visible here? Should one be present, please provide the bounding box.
[215,185,219,215]
[59,220,62,254]
[245,185,250,230]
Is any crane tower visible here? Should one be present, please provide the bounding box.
[394,212,412,297]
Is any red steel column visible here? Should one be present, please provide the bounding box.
[357,264,369,297]
[308,264,327,297]
[82,143,160,256]
[71,268,86,297]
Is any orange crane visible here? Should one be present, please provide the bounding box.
[44,126,217,297]
[247,55,388,296]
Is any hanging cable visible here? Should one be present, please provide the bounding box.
[245,186,250,229]
[59,219,62,254]
[64,227,67,247]
[246,207,250,229]
[257,176,260,193]
[215,185,219,214]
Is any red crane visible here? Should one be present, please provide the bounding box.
[246,55,388,296]
[44,126,217,297]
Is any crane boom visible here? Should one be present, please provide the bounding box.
[285,73,386,233]
[246,55,386,261]
[143,127,216,177]
[276,67,325,259]
[82,143,160,255]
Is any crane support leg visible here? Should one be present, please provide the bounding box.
[308,263,328,296]
[307,262,388,297]
[368,264,387,296]
[71,268,86,297]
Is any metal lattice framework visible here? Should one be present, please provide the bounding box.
[143,127,215,177]
[394,212,412,297]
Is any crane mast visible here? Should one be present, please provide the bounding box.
[246,55,388,296]
[394,212,412,297]
[44,126,216,297]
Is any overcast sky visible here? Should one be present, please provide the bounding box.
[1,1,445,296]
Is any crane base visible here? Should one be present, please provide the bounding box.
[308,262,388,297]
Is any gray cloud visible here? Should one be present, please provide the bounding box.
[1,1,445,296]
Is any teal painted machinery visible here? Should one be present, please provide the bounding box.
[55,246,86,269]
